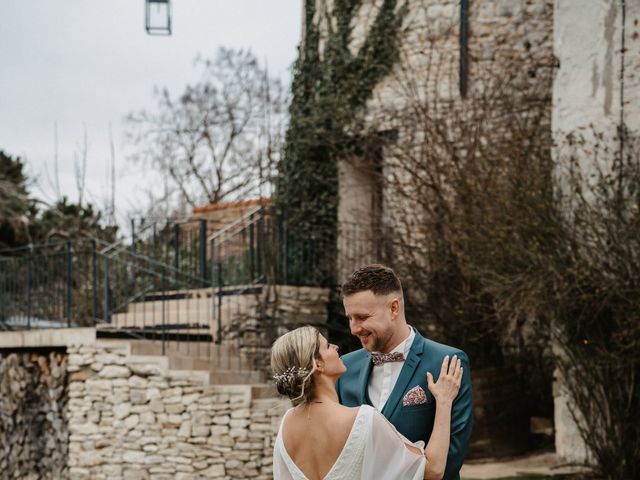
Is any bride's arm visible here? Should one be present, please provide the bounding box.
[413,355,463,480]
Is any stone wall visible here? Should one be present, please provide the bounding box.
[552,1,640,464]
[66,341,289,480]
[330,0,555,266]
[0,282,327,479]
[221,285,330,372]
[0,350,68,480]
[553,0,640,140]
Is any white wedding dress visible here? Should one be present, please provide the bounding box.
[273,405,426,480]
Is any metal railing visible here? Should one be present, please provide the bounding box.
[0,240,200,329]
[209,207,338,288]
[0,208,377,375]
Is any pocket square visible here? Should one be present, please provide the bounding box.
[403,385,428,407]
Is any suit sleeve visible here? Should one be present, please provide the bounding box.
[444,351,473,480]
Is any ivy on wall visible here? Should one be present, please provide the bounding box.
[275,0,407,257]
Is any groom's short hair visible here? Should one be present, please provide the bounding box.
[342,264,403,297]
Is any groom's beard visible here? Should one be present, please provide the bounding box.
[361,331,393,353]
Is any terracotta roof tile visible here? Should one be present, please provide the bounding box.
[192,198,271,214]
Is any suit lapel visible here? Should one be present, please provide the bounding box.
[357,352,374,405]
[381,329,425,418]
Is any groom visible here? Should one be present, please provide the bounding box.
[336,264,473,480]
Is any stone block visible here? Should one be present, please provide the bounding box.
[122,450,146,463]
[210,425,230,435]
[129,375,149,388]
[124,414,140,430]
[166,404,186,414]
[99,365,130,378]
[130,363,165,377]
[123,469,150,480]
[231,408,250,419]
[178,421,191,438]
[192,426,211,437]
[212,415,230,425]
[140,411,156,424]
[182,393,200,405]
[114,403,132,420]
[201,464,225,477]
[68,468,91,479]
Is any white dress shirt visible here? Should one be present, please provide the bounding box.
[368,326,415,411]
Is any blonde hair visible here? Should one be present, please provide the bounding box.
[270,326,321,406]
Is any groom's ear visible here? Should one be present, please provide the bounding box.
[389,297,400,319]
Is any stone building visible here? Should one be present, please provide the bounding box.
[307,0,640,466]
[332,0,554,279]
[552,0,640,465]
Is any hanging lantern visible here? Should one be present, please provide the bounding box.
[145,0,172,35]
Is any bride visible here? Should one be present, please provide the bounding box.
[271,326,462,480]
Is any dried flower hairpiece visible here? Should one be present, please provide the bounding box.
[272,366,310,384]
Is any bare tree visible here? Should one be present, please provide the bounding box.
[73,123,89,207]
[126,48,286,210]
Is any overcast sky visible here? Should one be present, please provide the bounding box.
[0,0,301,226]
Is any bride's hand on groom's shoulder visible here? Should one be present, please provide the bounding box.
[426,355,463,406]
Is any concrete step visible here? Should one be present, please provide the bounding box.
[127,295,260,313]
[127,297,214,314]
[210,369,266,384]
[128,339,256,372]
[110,311,212,328]
[111,301,258,329]
[168,354,254,375]
[94,338,266,386]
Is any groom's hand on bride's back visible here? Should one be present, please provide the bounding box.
[426,355,463,405]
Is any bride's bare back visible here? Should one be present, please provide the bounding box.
[282,403,359,480]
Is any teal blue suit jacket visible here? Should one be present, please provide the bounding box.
[336,329,473,480]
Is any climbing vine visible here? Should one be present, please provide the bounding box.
[275,0,407,273]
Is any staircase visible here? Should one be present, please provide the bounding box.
[94,338,270,388]
[0,207,272,384]
[101,285,262,339]
[93,207,272,383]
[0,204,331,384]
[124,339,267,384]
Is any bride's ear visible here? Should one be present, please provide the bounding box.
[312,358,324,373]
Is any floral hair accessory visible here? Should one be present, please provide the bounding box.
[273,366,310,384]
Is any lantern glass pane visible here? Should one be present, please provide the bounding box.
[146,0,171,35]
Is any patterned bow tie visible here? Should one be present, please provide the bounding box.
[371,352,405,366]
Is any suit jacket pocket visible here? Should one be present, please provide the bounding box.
[400,401,434,413]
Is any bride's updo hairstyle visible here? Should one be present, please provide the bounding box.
[270,326,321,406]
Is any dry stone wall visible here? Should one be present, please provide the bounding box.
[66,341,289,480]
[0,341,291,480]
[221,285,330,373]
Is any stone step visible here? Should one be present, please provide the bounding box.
[110,311,213,328]
[127,339,259,379]
[210,369,266,384]
[167,350,254,373]
[111,300,258,329]
[126,295,259,314]
[94,338,265,386]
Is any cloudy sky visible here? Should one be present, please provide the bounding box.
[0,0,301,225]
